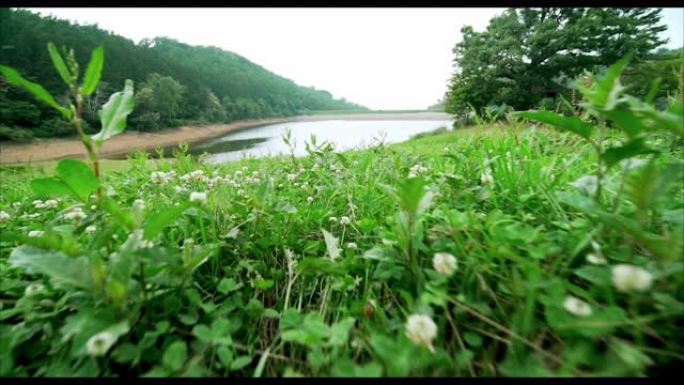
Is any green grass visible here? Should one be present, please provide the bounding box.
[0,124,682,377]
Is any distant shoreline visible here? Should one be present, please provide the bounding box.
[0,111,452,164]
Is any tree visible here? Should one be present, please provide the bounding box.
[445,8,668,115]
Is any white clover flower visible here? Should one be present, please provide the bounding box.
[329,217,338,223]
[340,216,351,225]
[612,264,654,293]
[480,171,494,185]
[24,283,45,296]
[0,210,10,222]
[586,253,607,265]
[571,175,598,197]
[346,242,358,250]
[620,158,648,171]
[307,196,314,204]
[150,171,170,184]
[287,173,297,181]
[181,238,194,249]
[141,239,154,248]
[408,164,428,178]
[64,207,87,220]
[312,163,320,171]
[28,230,44,238]
[190,191,208,204]
[32,200,44,208]
[432,252,458,276]
[174,185,188,193]
[86,331,118,357]
[563,296,592,317]
[13,202,21,208]
[85,225,97,235]
[353,275,362,287]
[43,200,58,208]
[405,314,438,353]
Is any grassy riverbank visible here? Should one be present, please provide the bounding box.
[1,122,682,377]
[0,112,452,164]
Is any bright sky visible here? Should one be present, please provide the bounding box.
[25,8,684,110]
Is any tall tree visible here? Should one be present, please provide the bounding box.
[445,8,668,115]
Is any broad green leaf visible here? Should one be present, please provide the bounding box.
[574,265,611,287]
[100,197,136,230]
[217,277,241,294]
[60,309,119,357]
[81,46,104,96]
[47,42,72,86]
[610,338,654,372]
[604,107,646,138]
[217,346,234,367]
[601,138,655,169]
[644,77,662,104]
[192,324,213,343]
[513,110,593,139]
[280,309,304,331]
[162,341,187,372]
[230,356,252,371]
[328,317,355,347]
[31,177,76,199]
[56,158,100,201]
[0,64,71,118]
[322,229,341,260]
[579,54,632,110]
[143,202,190,240]
[546,304,626,338]
[92,79,135,146]
[254,279,274,290]
[296,257,344,276]
[8,245,93,290]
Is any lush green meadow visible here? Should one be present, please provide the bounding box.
[1,117,682,376]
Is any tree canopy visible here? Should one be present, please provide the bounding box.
[445,8,673,115]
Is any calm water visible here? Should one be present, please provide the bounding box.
[176,119,454,163]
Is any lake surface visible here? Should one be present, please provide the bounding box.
[177,118,454,163]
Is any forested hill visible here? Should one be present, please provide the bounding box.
[0,9,367,141]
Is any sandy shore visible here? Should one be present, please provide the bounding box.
[0,112,451,164]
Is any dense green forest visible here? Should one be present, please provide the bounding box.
[445,8,684,121]
[0,9,366,142]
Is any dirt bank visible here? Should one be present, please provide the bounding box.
[0,112,452,164]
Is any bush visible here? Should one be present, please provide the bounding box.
[410,126,449,140]
[0,124,34,142]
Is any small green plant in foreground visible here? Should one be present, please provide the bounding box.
[0,48,682,377]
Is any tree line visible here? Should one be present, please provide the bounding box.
[444,8,683,124]
[0,9,367,141]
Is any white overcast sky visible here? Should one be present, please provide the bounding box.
[24,7,684,110]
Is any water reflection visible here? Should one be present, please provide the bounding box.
[187,137,269,156]
[117,118,454,163]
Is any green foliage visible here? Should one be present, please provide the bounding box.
[0,64,71,118]
[446,8,669,117]
[0,18,682,380]
[31,158,100,201]
[81,46,104,96]
[92,79,134,146]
